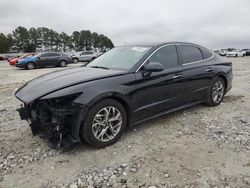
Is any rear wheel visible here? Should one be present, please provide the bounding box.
[80,99,127,148]
[26,62,35,70]
[205,77,225,106]
[59,60,67,67]
[73,58,78,63]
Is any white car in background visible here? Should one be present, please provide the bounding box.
[71,51,98,63]
[226,50,246,57]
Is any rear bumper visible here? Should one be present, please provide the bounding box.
[226,71,233,93]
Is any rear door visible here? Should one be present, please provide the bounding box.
[78,52,86,61]
[84,51,94,61]
[132,45,187,122]
[177,44,214,103]
[48,53,60,66]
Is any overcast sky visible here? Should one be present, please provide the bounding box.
[0,0,249,49]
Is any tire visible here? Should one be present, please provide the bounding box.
[80,99,127,148]
[59,60,67,67]
[26,62,35,70]
[73,58,78,64]
[235,54,238,57]
[205,77,225,106]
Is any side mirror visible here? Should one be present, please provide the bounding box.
[145,62,164,72]
[37,56,40,59]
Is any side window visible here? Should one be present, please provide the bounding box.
[201,48,213,59]
[149,45,179,69]
[179,45,203,64]
[47,53,54,57]
[51,53,60,57]
[40,53,49,57]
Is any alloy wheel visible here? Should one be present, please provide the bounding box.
[73,58,78,63]
[92,106,122,142]
[27,63,34,70]
[212,80,224,104]
[60,61,66,67]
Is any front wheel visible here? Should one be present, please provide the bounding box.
[81,99,127,148]
[59,60,67,67]
[26,62,35,70]
[205,77,225,106]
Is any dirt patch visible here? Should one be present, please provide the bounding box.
[223,95,245,103]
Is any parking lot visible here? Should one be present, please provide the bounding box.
[0,58,250,188]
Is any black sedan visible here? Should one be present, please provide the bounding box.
[15,42,233,149]
[16,52,73,69]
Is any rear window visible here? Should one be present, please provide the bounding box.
[179,45,203,64]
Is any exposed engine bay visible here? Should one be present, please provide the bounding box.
[17,93,85,150]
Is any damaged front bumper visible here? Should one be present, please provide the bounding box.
[17,96,87,150]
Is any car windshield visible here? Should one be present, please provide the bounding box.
[87,46,152,70]
[20,54,34,58]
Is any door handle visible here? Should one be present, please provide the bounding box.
[172,74,182,79]
[206,68,213,72]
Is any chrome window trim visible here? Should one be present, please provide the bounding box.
[135,43,214,72]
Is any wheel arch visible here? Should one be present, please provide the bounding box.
[216,73,228,92]
[26,61,36,68]
[59,59,68,64]
[74,92,131,143]
[87,92,131,126]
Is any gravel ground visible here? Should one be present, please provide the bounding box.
[0,58,250,188]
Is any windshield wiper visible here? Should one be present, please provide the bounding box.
[90,66,109,70]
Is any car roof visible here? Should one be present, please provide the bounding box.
[117,42,208,49]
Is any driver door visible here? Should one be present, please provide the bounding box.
[36,53,50,67]
[132,45,186,122]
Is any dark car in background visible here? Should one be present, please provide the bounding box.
[15,42,232,149]
[242,49,250,56]
[16,52,73,69]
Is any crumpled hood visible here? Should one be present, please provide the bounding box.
[16,67,125,104]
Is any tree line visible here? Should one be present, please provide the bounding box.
[0,26,114,53]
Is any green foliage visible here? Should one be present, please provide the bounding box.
[0,33,11,53]
[3,26,114,52]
